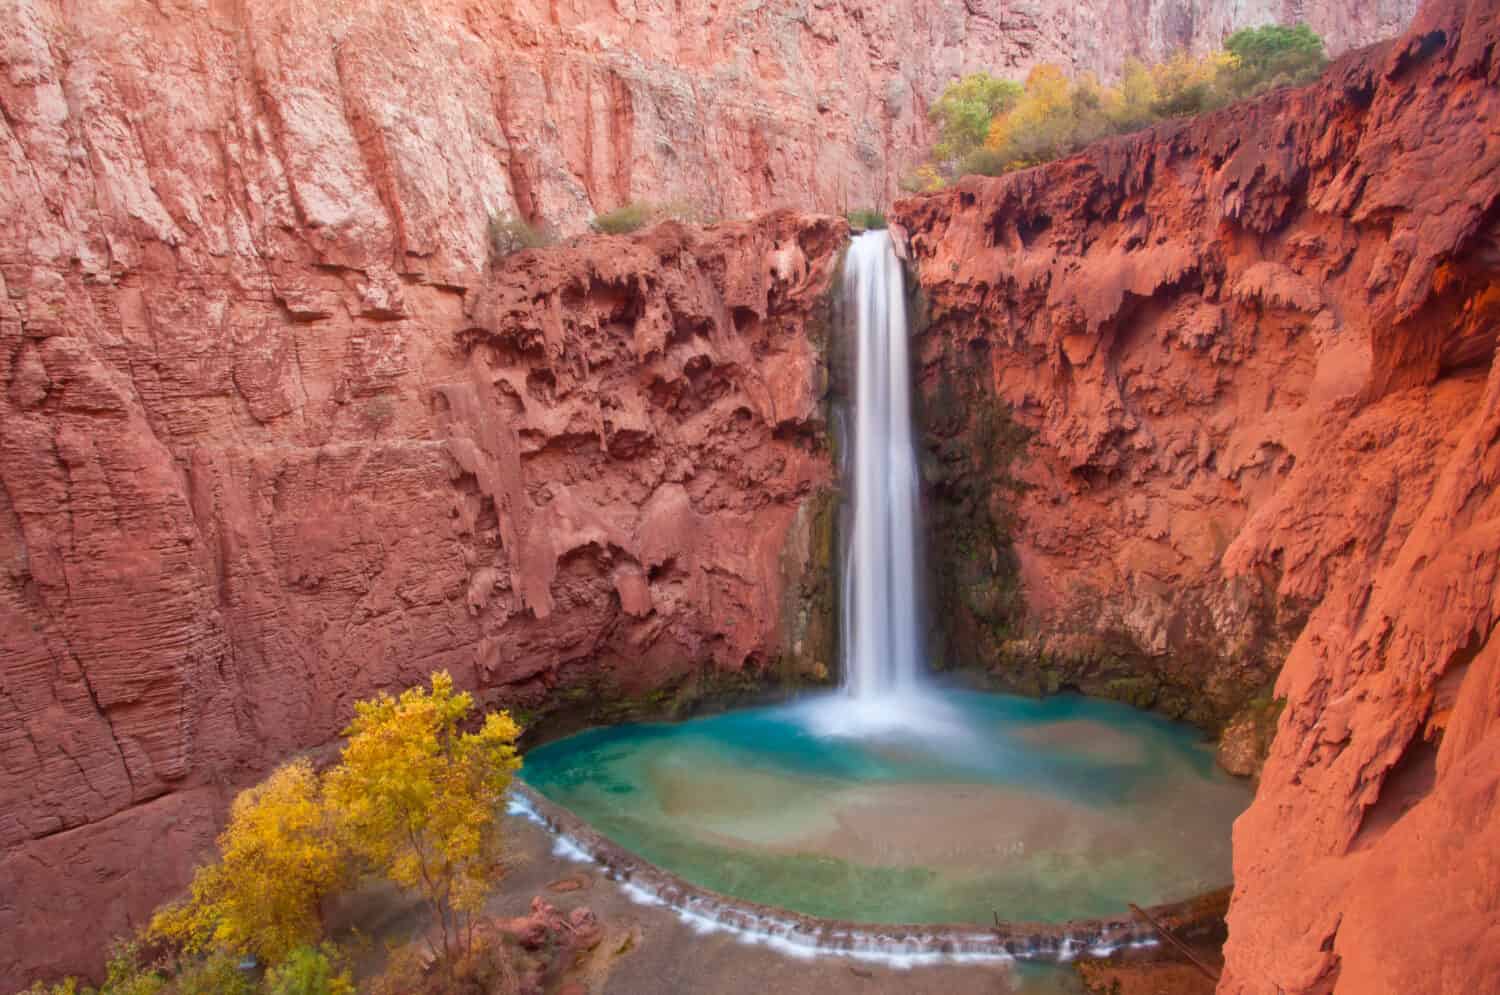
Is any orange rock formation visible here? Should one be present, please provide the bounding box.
[0,0,1474,988]
[895,0,1500,990]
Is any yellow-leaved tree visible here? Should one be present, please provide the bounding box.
[324,671,522,963]
[151,759,341,964]
[983,64,1081,170]
[920,24,1327,182]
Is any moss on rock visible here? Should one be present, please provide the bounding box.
[1216,695,1285,778]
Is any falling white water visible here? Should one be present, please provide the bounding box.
[800,229,967,740]
[843,230,922,701]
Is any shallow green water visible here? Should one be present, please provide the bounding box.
[521,687,1249,925]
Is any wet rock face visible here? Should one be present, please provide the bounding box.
[0,201,843,987]
[895,0,1500,990]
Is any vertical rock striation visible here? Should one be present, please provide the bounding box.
[0,0,1446,986]
[0,161,845,984]
[1,0,1418,248]
[895,0,1500,990]
[495,0,1420,228]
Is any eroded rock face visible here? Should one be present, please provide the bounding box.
[495,0,1420,230]
[0,203,844,987]
[0,0,1442,987]
[895,0,1500,990]
[0,0,1417,254]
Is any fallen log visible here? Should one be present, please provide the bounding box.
[1128,903,1221,982]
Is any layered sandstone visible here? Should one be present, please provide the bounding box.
[0,199,844,986]
[0,0,1451,988]
[1,0,1417,258]
[895,0,1500,990]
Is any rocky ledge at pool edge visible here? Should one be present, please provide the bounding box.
[508,784,1232,966]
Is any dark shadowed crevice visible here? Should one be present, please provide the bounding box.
[1388,30,1448,81]
[1349,628,1487,851]
[1349,729,1439,851]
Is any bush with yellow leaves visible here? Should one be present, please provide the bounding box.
[325,672,522,964]
[151,760,341,964]
[19,673,523,994]
[916,23,1328,184]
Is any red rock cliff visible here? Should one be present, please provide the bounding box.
[0,0,1455,987]
[1,0,1416,250]
[895,0,1500,990]
[0,197,845,984]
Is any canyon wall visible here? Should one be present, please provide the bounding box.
[894,0,1500,990]
[0,114,844,984]
[2,0,1417,255]
[0,0,1447,987]
[497,0,1419,229]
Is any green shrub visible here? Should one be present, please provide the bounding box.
[591,202,657,235]
[263,946,354,995]
[100,941,166,995]
[1221,23,1327,97]
[915,23,1327,185]
[955,148,1011,177]
[845,208,887,230]
[486,212,554,260]
[173,952,256,995]
[590,200,712,235]
[929,73,1024,161]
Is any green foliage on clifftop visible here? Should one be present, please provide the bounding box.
[1222,23,1327,96]
[928,73,1024,162]
[907,24,1328,188]
[487,211,555,259]
[591,200,715,235]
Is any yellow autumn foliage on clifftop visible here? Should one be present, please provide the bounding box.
[907,24,1327,186]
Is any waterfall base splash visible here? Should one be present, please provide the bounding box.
[789,687,973,742]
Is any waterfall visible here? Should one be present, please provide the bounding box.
[841,230,924,701]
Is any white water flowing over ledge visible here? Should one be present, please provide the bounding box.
[505,785,1172,969]
[842,229,924,705]
[812,228,980,742]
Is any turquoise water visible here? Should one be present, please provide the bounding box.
[521,687,1249,925]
